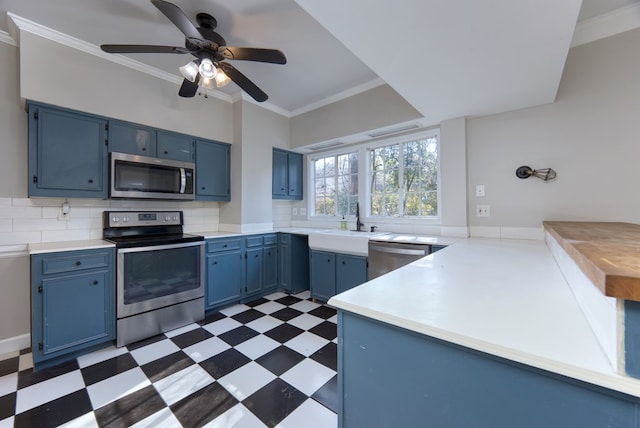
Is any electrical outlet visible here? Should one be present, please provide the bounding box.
[475,185,485,197]
[293,207,298,216]
[57,202,70,221]
[300,207,307,216]
[476,205,490,217]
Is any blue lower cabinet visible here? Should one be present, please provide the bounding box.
[339,312,640,427]
[279,234,310,294]
[31,248,115,369]
[205,238,243,311]
[311,250,367,301]
[245,246,263,296]
[263,244,278,291]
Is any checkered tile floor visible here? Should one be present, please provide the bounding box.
[0,291,338,427]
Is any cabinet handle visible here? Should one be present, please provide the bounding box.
[201,187,206,190]
[342,261,346,264]
[92,280,98,285]
[327,259,331,263]
[256,254,259,258]
[223,244,228,248]
[75,261,81,266]
[88,179,94,183]
[142,147,146,151]
[164,151,169,155]
[213,261,218,265]
[281,187,285,191]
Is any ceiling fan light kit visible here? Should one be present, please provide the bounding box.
[100,0,286,102]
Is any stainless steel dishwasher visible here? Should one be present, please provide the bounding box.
[368,235,443,279]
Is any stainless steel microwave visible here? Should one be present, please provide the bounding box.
[110,152,196,200]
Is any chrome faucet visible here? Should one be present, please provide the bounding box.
[356,202,364,232]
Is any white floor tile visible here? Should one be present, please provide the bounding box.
[263,292,288,300]
[280,359,336,396]
[16,370,85,413]
[245,315,283,333]
[153,364,214,406]
[289,300,320,313]
[276,398,337,428]
[18,354,33,372]
[0,351,18,362]
[163,323,199,338]
[287,314,324,330]
[219,304,251,317]
[183,337,231,363]
[328,315,338,324]
[130,339,180,366]
[204,403,267,428]
[203,318,243,336]
[235,335,280,360]
[218,362,276,401]
[293,290,311,300]
[0,417,14,428]
[59,411,98,427]
[77,345,128,368]
[284,332,330,357]
[130,407,181,428]
[252,301,286,315]
[0,373,17,397]
[87,367,150,409]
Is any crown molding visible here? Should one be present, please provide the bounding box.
[290,78,385,117]
[572,3,640,47]
[0,30,17,46]
[6,13,233,104]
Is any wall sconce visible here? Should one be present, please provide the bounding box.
[515,165,557,181]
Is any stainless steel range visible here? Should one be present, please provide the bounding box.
[103,210,204,347]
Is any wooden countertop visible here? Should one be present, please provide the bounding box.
[543,221,640,301]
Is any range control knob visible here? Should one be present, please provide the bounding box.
[164,216,171,222]
[111,216,120,223]
[172,215,178,221]
[123,216,130,222]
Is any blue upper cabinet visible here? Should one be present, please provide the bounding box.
[108,120,156,157]
[272,148,303,200]
[196,139,231,201]
[28,103,108,198]
[156,130,194,162]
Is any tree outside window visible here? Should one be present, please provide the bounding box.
[313,152,358,216]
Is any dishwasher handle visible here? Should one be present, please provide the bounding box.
[368,244,429,256]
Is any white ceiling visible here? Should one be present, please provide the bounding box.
[1,0,639,122]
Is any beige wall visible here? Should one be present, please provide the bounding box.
[466,28,640,233]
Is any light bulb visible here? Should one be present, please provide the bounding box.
[179,61,199,82]
[200,77,215,90]
[198,58,217,79]
[215,70,231,88]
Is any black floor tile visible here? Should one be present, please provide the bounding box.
[312,375,338,413]
[271,307,304,322]
[0,392,15,421]
[19,348,31,355]
[243,378,307,427]
[199,348,251,379]
[0,357,19,378]
[264,324,304,344]
[217,326,259,346]
[198,311,225,326]
[171,382,239,428]
[244,297,269,307]
[275,295,302,306]
[141,351,194,383]
[14,388,92,428]
[308,306,337,319]
[126,333,167,351]
[81,353,138,387]
[310,342,338,371]
[94,384,166,428]
[309,321,337,340]
[232,308,266,324]
[17,359,80,389]
[170,328,214,349]
[255,346,305,376]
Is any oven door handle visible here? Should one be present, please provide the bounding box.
[179,168,187,194]
[368,244,429,256]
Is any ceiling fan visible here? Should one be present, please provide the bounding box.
[100,0,286,102]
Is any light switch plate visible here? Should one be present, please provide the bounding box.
[475,185,485,197]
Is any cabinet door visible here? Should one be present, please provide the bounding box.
[206,251,243,310]
[156,130,194,162]
[196,140,231,201]
[263,244,278,291]
[279,235,291,292]
[288,152,303,199]
[28,104,108,198]
[108,121,156,156]
[336,254,368,294]
[40,270,112,356]
[272,149,288,197]
[246,247,263,295]
[310,251,336,302]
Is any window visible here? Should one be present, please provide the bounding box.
[313,152,358,216]
[370,134,438,217]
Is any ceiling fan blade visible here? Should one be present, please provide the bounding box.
[178,75,199,98]
[219,62,268,102]
[151,0,202,41]
[101,44,190,54]
[219,47,286,64]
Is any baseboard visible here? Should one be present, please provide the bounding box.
[0,333,30,355]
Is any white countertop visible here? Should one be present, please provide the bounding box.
[28,240,115,255]
[328,237,640,397]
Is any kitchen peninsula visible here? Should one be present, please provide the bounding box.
[328,233,640,427]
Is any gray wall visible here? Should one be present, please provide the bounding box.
[466,27,640,230]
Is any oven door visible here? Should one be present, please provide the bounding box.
[116,240,204,318]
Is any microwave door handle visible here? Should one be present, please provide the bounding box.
[179,168,186,194]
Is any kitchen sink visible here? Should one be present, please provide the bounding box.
[307,229,389,255]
